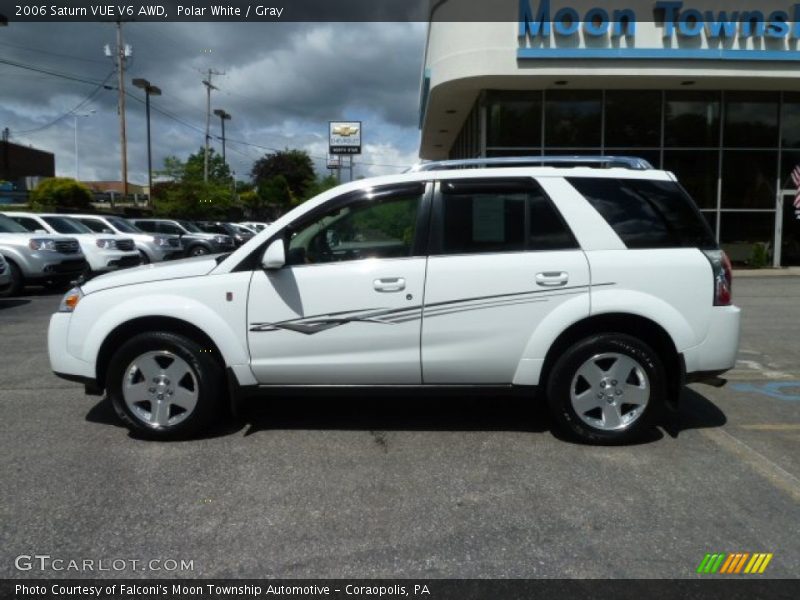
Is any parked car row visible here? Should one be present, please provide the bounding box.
[0,212,258,296]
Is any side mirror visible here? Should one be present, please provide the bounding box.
[35,229,48,234]
[103,228,114,234]
[261,239,286,270]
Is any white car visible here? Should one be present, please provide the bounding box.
[48,157,740,443]
[239,221,270,233]
[4,212,141,276]
[69,214,183,263]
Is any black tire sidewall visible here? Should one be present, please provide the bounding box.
[107,331,222,440]
[1,260,23,297]
[546,333,665,444]
[189,245,209,256]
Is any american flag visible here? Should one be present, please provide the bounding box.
[792,165,800,209]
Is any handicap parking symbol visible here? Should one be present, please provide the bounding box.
[731,381,800,401]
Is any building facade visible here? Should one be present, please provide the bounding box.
[419,0,800,265]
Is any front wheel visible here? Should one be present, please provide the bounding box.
[546,333,665,444]
[107,332,223,440]
[0,261,23,297]
[188,245,210,257]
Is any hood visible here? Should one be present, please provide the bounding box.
[81,255,218,294]
[0,232,77,246]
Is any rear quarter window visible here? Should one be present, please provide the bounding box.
[567,177,717,249]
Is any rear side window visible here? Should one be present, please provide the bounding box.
[438,179,578,255]
[567,177,717,249]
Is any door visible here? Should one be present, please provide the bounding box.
[421,178,590,384]
[247,182,430,384]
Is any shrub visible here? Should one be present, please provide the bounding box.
[29,178,93,211]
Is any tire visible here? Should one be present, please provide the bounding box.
[107,331,224,440]
[138,250,151,264]
[0,261,23,297]
[545,333,665,445]
[188,245,210,257]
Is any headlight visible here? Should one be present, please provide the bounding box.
[153,236,171,247]
[96,239,117,249]
[58,287,83,313]
[29,238,57,251]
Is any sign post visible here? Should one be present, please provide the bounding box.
[329,121,362,183]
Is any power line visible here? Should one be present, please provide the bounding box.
[9,71,115,136]
[0,57,111,87]
[0,40,109,65]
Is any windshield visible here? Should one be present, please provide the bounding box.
[0,214,30,233]
[178,220,203,233]
[107,217,142,233]
[42,216,93,234]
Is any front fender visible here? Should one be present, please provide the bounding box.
[67,273,252,371]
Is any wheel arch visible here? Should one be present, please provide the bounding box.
[95,316,224,389]
[539,313,683,408]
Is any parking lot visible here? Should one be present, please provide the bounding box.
[0,276,798,579]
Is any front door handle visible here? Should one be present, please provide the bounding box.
[374,277,406,292]
[535,272,569,287]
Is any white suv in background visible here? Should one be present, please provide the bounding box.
[48,157,740,444]
[69,214,183,263]
[4,212,141,276]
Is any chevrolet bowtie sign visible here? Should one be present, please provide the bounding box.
[329,121,362,155]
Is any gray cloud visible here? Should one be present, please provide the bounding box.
[0,21,425,185]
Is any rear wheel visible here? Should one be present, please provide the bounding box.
[107,331,223,440]
[0,261,23,297]
[546,333,665,444]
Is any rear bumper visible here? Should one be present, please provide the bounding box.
[682,305,741,375]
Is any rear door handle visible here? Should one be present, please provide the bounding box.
[374,277,406,292]
[535,272,569,287]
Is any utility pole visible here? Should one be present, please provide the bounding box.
[201,69,224,183]
[107,21,132,208]
[213,109,231,163]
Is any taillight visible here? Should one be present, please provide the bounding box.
[703,250,733,306]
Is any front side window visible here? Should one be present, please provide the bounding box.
[437,180,577,255]
[134,221,155,232]
[78,218,106,233]
[286,185,423,265]
[158,222,185,235]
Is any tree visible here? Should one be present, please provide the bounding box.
[251,149,315,200]
[29,177,93,210]
[152,150,234,219]
[304,174,339,200]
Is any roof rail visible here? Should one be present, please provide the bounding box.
[408,155,654,172]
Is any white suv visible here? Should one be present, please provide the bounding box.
[48,157,740,444]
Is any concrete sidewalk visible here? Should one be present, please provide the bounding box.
[734,266,800,278]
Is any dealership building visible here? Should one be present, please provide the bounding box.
[419,0,800,266]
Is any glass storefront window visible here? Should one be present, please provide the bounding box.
[663,150,719,209]
[724,92,779,148]
[544,90,602,147]
[604,90,661,148]
[721,151,778,209]
[780,150,800,190]
[781,94,800,148]
[487,91,542,148]
[719,211,775,266]
[665,91,720,148]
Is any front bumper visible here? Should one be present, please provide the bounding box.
[682,305,742,375]
[91,250,141,273]
[48,312,95,381]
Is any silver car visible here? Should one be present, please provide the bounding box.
[70,214,183,263]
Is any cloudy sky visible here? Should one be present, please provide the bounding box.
[0,21,427,185]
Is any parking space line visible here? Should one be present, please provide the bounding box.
[701,428,800,503]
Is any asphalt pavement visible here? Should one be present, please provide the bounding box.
[0,278,798,579]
